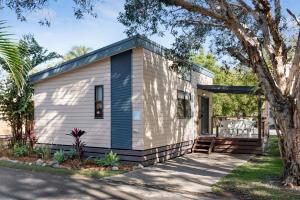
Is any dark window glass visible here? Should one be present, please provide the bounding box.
[95,85,103,118]
[177,90,191,119]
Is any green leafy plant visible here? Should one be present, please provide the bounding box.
[67,148,77,159]
[33,146,50,159]
[13,144,28,157]
[94,151,120,167]
[53,149,65,164]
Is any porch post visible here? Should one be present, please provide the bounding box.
[258,95,262,140]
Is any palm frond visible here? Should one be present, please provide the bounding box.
[0,21,30,89]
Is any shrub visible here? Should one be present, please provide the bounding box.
[67,148,77,159]
[53,149,65,164]
[13,144,28,157]
[67,128,86,162]
[26,130,37,151]
[33,146,51,159]
[95,151,119,167]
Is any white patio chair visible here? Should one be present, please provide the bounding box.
[220,120,232,137]
[244,120,255,137]
[231,120,245,137]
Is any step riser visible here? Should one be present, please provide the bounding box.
[193,137,262,154]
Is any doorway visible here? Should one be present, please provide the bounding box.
[200,96,210,134]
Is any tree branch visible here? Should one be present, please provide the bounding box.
[253,0,284,51]
[163,0,228,22]
[274,0,281,29]
[287,31,300,97]
[226,47,251,66]
[287,9,300,27]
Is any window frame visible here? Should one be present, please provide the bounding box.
[177,90,192,119]
[94,85,104,119]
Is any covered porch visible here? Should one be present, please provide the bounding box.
[194,84,269,154]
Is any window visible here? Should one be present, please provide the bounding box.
[95,85,104,118]
[177,90,191,118]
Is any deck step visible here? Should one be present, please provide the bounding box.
[193,137,215,154]
[193,136,263,155]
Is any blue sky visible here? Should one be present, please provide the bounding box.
[0,0,299,57]
[0,0,174,56]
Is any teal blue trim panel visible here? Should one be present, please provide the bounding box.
[29,35,214,83]
[111,50,132,150]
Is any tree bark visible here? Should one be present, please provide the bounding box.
[275,107,300,186]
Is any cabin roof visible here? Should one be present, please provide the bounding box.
[29,35,214,84]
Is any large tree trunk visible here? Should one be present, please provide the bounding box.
[275,107,300,186]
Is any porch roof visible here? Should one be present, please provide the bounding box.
[197,84,261,95]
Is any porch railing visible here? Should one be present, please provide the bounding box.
[212,116,260,138]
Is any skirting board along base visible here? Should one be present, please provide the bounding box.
[37,140,193,166]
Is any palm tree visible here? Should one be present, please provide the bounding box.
[0,21,27,89]
[63,46,92,61]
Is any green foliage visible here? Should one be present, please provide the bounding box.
[33,146,51,159]
[192,50,258,116]
[67,148,77,159]
[94,151,120,167]
[13,144,28,157]
[63,46,92,61]
[53,150,65,164]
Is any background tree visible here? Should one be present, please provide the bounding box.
[63,46,92,61]
[193,50,258,117]
[119,0,300,186]
[0,34,60,144]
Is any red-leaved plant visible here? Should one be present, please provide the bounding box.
[67,128,86,162]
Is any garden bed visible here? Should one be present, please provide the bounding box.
[0,128,140,178]
[0,144,137,179]
[0,154,134,171]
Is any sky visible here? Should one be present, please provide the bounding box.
[0,0,174,56]
[0,0,300,59]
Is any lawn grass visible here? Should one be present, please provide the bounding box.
[212,136,300,200]
[0,160,127,179]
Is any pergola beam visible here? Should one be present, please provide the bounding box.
[197,84,261,95]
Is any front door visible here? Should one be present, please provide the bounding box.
[201,96,209,134]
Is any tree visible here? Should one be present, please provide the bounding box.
[0,34,60,144]
[193,50,258,117]
[63,46,92,61]
[0,21,27,89]
[119,0,300,186]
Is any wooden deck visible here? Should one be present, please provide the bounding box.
[193,136,263,155]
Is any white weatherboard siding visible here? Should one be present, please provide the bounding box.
[0,119,10,136]
[34,59,111,148]
[33,47,213,151]
[143,49,195,149]
[132,48,144,150]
